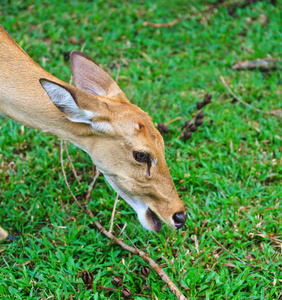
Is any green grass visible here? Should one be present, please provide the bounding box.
[0,0,282,299]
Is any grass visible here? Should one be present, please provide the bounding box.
[0,0,281,299]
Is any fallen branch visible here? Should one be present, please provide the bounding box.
[59,141,188,300]
[220,76,273,115]
[92,219,188,300]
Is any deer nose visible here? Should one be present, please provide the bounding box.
[173,212,187,229]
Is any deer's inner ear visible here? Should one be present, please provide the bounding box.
[70,51,128,101]
[40,79,114,135]
[40,79,94,124]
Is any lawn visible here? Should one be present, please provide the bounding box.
[0,0,281,299]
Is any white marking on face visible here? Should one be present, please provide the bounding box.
[103,174,154,231]
[152,158,158,165]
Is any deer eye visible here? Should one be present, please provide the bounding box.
[133,151,150,163]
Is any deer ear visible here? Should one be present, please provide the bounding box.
[70,51,128,101]
[40,79,113,134]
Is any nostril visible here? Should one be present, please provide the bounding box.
[173,212,187,229]
[173,212,186,223]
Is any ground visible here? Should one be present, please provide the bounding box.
[0,0,281,299]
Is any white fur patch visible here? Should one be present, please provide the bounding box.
[104,175,154,231]
[41,80,94,124]
[91,121,113,134]
[152,158,158,165]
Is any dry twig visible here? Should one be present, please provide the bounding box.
[211,235,256,267]
[109,194,119,234]
[143,19,182,28]
[85,169,100,203]
[248,231,282,248]
[164,116,182,126]
[115,46,126,83]
[220,76,272,115]
[64,141,81,185]
[60,140,83,210]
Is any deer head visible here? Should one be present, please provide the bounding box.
[40,51,187,232]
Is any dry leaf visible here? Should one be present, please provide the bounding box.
[258,14,268,26]
[232,58,277,71]
[15,260,32,267]
[69,36,77,44]
[224,262,237,268]
[270,109,282,117]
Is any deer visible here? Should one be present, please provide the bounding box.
[0,25,187,241]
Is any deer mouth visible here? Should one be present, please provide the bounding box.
[146,208,162,232]
[102,175,163,232]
